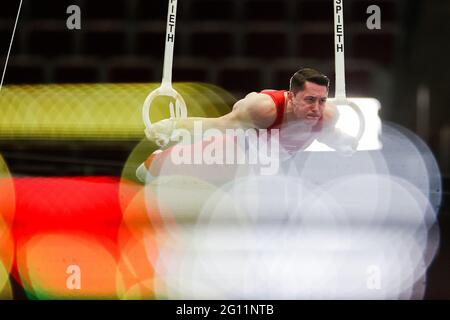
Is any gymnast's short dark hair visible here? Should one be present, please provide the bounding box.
[289,68,330,94]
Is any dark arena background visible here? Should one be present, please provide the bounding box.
[0,0,449,300]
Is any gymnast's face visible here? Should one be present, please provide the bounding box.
[289,81,328,125]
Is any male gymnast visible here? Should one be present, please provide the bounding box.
[137,68,358,182]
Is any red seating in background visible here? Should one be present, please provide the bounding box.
[217,65,262,93]
[0,1,20,19]
[53,61,100,83]
[135,30,166,58]
[82,30,127,57]
[189,0,234,21]
[135,0,183,21]
[173,66,209,82]
[297,32,334,60]
[273,68,296,90]
[83,0,128,20]
[28,28,75,57]
[191,31,234,59]
[244,0,288,21]
[244,31,288,59]
[0,26,13,51]
[338,69,373,96]
[352,32,397,65]
[28,0,78,21]
[4,60,46,84]
[108,64,155,83]
[1,0,401,104]
[296,0,334,22]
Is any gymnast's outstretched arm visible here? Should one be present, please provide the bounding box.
[145,92,277,147]
[137,93,277,182]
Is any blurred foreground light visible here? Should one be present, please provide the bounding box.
[0,155,14,299]
[117,183,159,300]
[0,83,233,140]
[16,233,120,299]
[144,119,441,299]
[0,261,13,299]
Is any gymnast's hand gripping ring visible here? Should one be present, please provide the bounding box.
[331,98,366,144]
[142,85,188,148]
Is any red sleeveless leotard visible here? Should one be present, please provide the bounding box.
[260,90,287,129]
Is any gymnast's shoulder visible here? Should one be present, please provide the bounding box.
[228,91,277,128]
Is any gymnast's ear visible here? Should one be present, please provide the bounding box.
[287,90,295,101]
